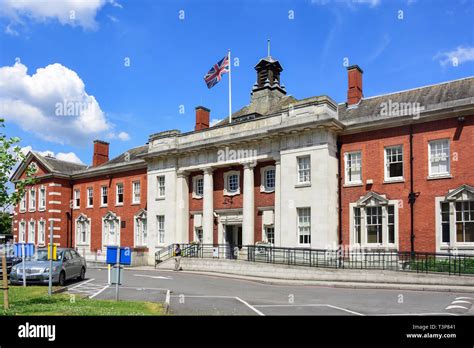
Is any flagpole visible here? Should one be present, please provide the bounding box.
[228,49,232,124]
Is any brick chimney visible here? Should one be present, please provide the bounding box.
[195,106,210,131]
[93,140,109,167]
[347,65,363,106]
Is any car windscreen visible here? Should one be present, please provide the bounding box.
[34,249,64,261]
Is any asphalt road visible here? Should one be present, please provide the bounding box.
[65,268,474,316]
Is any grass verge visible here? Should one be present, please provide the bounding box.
[0,286,165,316]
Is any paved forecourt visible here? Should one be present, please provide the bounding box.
[64,267,474,316]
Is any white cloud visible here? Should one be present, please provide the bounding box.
[210,118,222,127]
[105,131,130,141]
[20,146,84,165]
[0,61,127,146]
[117,131,130,141]
[4,23,18,36]
[0,0,121,32]
[434,46,474,67]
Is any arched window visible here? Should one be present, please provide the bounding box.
[135,209,147,247]
[103,212,120,246]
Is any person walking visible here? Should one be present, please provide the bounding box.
[174,244,182,271]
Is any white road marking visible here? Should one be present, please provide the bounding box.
[67,278,95,290]
[89,284,110,299]
[445,305,469,310]
[378,313,459,316]
[455,297,474,301]
[235,297,265,316]
[253,304,364,316]
[134,274,172,280]
[451,300,472,306]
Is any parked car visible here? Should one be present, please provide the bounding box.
[10,247,86,286]
[0,244,22,276]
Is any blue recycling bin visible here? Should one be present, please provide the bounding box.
[14,243,35,258]
[106,246,132,265]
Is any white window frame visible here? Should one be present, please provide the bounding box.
[28,219,35,244]
[73,189,80,209]
[132,181,141,204]
[20,192,26,212]
[157,215,165,245]
[102,213,120,247]
[297,156,311,184]
[428,139,450,177]
[29,187,36,211]
[192,175,204,199]
[19,220,26,242]
[265,225,275,244]
[297,207,311,246]
[101,186,108,207]
[224,170,240,196]
[260,166,276,193]
[76,215,91,246]
[455,200,474,244]
[116,183,124,206]
[384,145,404,182]
[194,227,203,243]
[349,200,399,249]
[134,211,147,247]
[344,151,362,185]
[38,219,46,246]
[87,187,94,208]
[38,186,46,211]
[157,176,166,199]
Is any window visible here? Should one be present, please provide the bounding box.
[73,189,80,208]
[193,176,204,198]
[366,207,382,244]
[87,187,93,207]
[261,167,275,192]
[29,188,36,211]
[20,192,26,212]
[38,220,45,245]
[101,186,108,206]
[345,152,362,184]
[195,228,203,243]
[103,213,119,246]
[441,202,450,243]
[224,171,240,195]
[297,156,311,184]
[135,211,147,246]
[28,220,35,244]
[429,139,450,176]
[228,174,239,193]
[39,186,46,210]
[157,215,165,244]
[116,183,124,205]
[455,201,474,243]
[19,221,26,242]
[354,207,361,244]
[388,205,395,243]
[157,176,166,198]
[133,181,141,204]
[265,226,275,244]
[297,208,311,245]
[385,146,403,180]
[76,215,89,245]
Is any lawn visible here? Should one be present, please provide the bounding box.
[0,286,165,316]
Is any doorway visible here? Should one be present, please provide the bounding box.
[225,225,242,259]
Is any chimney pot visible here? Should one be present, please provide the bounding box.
[195,106,210,131]
[347,65,363,106]
[92,140,109,167]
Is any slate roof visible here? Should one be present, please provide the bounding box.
[34,153,87,174]
[339,76,474,123]
[93,145,148,169]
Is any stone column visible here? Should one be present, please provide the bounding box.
[274,159,281,246]
[242,162,255,246]
[202,167,214,245]
[175,171,189,244]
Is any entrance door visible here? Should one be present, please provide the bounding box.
[225,225,242,259]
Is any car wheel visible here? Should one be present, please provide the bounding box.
[78,267,85,281]
[59,271,66,286]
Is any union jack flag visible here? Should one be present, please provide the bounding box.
[204,54,230,89]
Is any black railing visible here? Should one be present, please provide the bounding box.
[156,243,474,276]
[247,245,474,276]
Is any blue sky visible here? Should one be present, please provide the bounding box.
[0,0,473,165]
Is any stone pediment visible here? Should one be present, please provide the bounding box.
[356,192,389,207]
[446,184,474,201]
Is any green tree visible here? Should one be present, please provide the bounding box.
[0,212,11,235]
[0,118,37,214]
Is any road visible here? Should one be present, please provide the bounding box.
[65,268,474,316]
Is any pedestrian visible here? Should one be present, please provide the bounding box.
[174,244,182,271]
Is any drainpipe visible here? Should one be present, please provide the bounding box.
[408,125,416,256]
[68,180,74,248]
[337,141,343,246]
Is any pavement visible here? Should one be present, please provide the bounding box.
[64,267,474,316]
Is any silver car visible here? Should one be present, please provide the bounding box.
[10,248,87,286]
